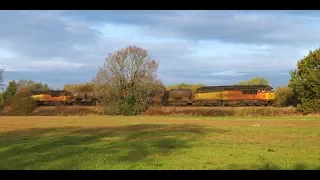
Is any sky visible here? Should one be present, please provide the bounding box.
[1,10,320,90]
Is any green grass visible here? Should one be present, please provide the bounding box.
[0,116,320,170]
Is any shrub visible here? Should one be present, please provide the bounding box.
[274,86,297,107]
[143,106,301,117]
[7,90,37,116]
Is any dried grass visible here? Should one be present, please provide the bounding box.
[143,106,303,117]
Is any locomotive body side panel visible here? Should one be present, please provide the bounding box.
[192,85,276,106]
[38,94,51,101]
[194,91,222,100]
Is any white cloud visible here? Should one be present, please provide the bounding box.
[210,71,247,76]
[1,58,93,72]
[28,59,85,69]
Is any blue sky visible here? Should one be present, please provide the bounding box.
[1,10,320,89]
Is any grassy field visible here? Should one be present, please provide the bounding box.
[0,116,320,170]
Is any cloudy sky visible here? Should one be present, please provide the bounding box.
[1,10,319,89]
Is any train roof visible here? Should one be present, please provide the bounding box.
[199,85,273,88]
[30,90,72,95]
[169,88,192,91]
[196,85,273,92]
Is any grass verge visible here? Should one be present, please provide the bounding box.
[144,106,305,117]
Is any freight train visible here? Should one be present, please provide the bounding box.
[161,85,276,106]
[29,84,276,107]
[30,90,98,106]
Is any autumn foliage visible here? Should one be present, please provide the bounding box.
[7,90,37,116]
[63,82,95,92]
[167,83,205,94]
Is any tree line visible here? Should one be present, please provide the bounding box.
[1,46,320,115]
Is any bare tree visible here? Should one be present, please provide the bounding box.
[93,45,163,115]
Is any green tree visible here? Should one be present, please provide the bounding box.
[0,68,4,92]
[235,77,269,85]
[93,45,163,115]
[34,82,50,90]
[288,47,320,114]
[0,68,4,106]
[167,83,205,94]
[1,80,18,105]
[0,95,3,107]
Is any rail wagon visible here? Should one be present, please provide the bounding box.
[70,91,98,105]
[162,89,193,106]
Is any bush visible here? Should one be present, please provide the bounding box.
[297,99,320,114]
[103,102,121,115]
[274,86,297,107]
[7,90,37,116]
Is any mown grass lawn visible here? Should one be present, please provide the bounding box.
[0,116,320,170]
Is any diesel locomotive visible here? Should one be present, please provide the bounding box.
[161,85,275,106]
[30,90,98,106]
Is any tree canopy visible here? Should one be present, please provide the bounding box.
[93,45,164,115]
[289,47,320,114]
[63,82,94,92]
[1,80,18,105]
[234,77,269,86]
[16,80,50,92]
[167,83,205,94]
[0,68,4,92]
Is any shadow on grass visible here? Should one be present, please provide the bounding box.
[0,124,228,169]
[257,162,320,170]
[227,161,320,170]
[253,155,320,170]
